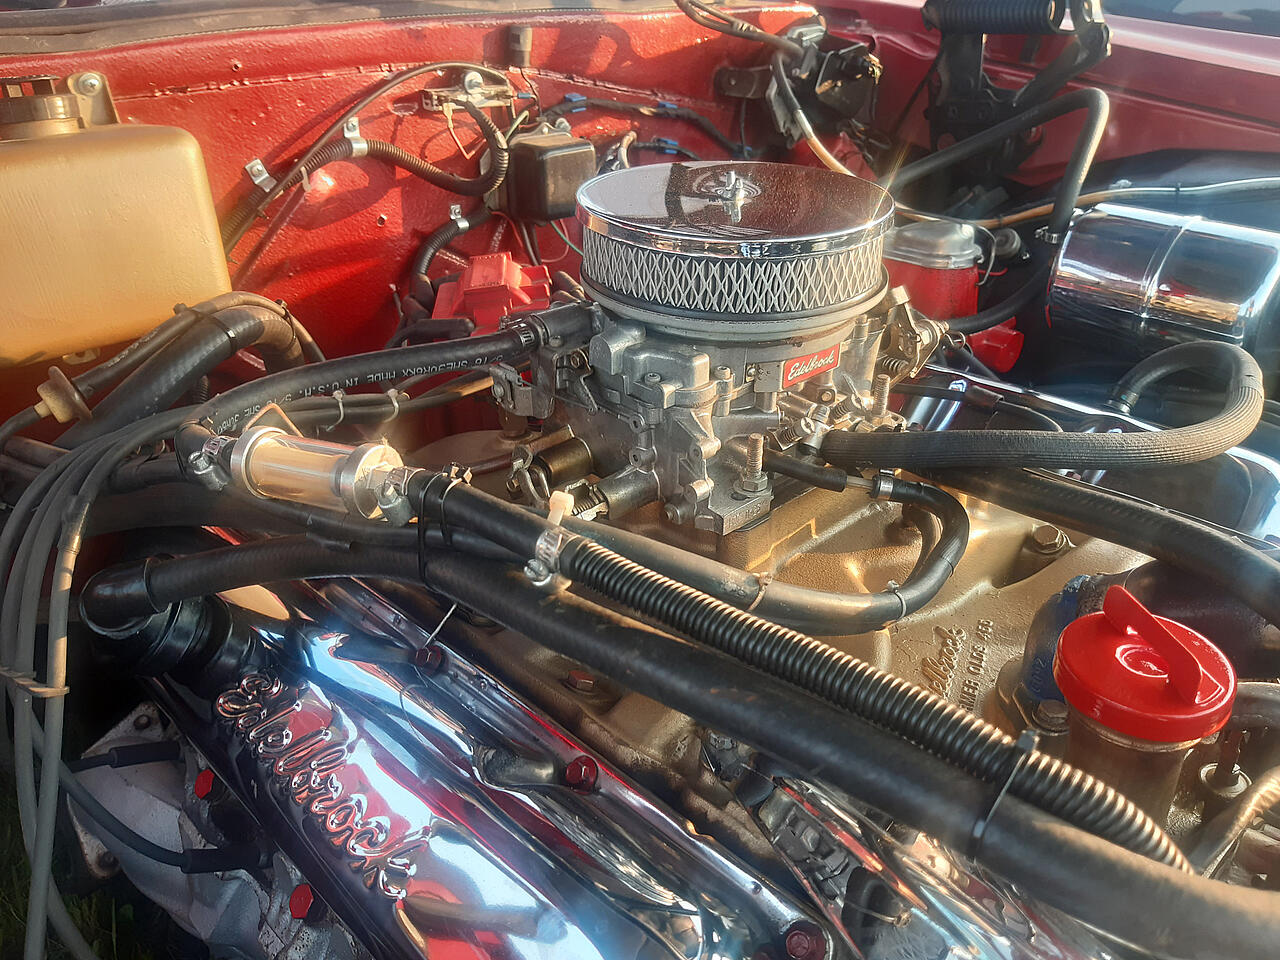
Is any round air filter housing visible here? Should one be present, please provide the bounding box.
[576,161,893,338]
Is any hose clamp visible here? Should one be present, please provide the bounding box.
[884,579,907,622]
[970,728,1040,858]
[526,528,570,587]
[870,470,896,501]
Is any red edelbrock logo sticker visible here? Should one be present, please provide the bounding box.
[782,344,841,387]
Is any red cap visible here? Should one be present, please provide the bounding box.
[1054,586,1235,743]
[193,769,216,799]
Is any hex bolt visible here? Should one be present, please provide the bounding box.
[870,374,891,418]
[563,755,599,792]
[413,644,444,674]
[783,922,825,960]
[1029,524,1069,555]
[1032,699,1069,733]
[96,851,118,871]
[133,713,153,731]
[562,669,597,693]
[714,365,733,382]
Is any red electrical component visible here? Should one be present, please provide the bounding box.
[431,252,552,336]
[966,320,1025,374]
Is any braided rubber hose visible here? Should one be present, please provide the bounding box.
[822,343,1263,471]
[557,531,1188,870]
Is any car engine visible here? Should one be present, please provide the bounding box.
[2,2,1280,960]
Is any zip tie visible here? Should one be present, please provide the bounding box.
[0,666,70,699]
[324,390,347,433]
[970,728,1039,858]
[744,572,774,613]
[382,389,403,423]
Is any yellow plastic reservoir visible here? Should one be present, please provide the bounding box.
[0,74,231,367]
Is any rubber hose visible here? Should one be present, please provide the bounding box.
[278,104,507,198]
[934,467,1280,627]
[762,448,849,491]
[77,542,1272,956]
[431,476,968,634]
[74,292,296,398]
[175,308,579,457]
[947,260,1051,335]
[922,0,1066,34]
[1230,682,1280,729]
[221,102,507,248]
[61,305,303,446]
[82,533,1175,870]
[882,88,1110,238]
[554,527,1185,869]
[411,209,492,279]
[1110,340,1245,414]
[1187,766,1280,875]
[417,553,1276,960]
[821,344,1263,470]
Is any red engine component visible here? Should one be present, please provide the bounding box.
[966,320,1025,375]
[884,221,1027,373]
[432,252,552,335]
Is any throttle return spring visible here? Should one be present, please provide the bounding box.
[923,0,1067,35]
[558,536,1189,870]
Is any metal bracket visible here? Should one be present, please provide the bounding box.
[244,158,277,193]
[421,71,511,112]
[342,116,368,157]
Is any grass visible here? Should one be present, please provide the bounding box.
[0,765,201,960]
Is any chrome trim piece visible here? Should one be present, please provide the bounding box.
[1050,203,1280,358]
[162,580,819,960]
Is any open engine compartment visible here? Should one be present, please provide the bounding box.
[3,3,1280,960]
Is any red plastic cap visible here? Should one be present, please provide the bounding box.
[193,769,216,799]
[1054,586,1236,743]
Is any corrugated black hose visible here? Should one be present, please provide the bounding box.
[552,515,1187,871]
[80,521,1182,871]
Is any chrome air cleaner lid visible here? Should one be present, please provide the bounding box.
[577,160,893,337]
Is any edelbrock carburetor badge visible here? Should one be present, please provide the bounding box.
[495,161,938,534]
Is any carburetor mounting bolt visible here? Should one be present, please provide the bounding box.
[734,434,770,497]
[870,373,891,418]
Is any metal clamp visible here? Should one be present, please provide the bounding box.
[343,116,368,158]
[970,728,1040,857]
[244,158,277,192]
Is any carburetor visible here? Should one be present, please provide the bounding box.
[493,161,945,533]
